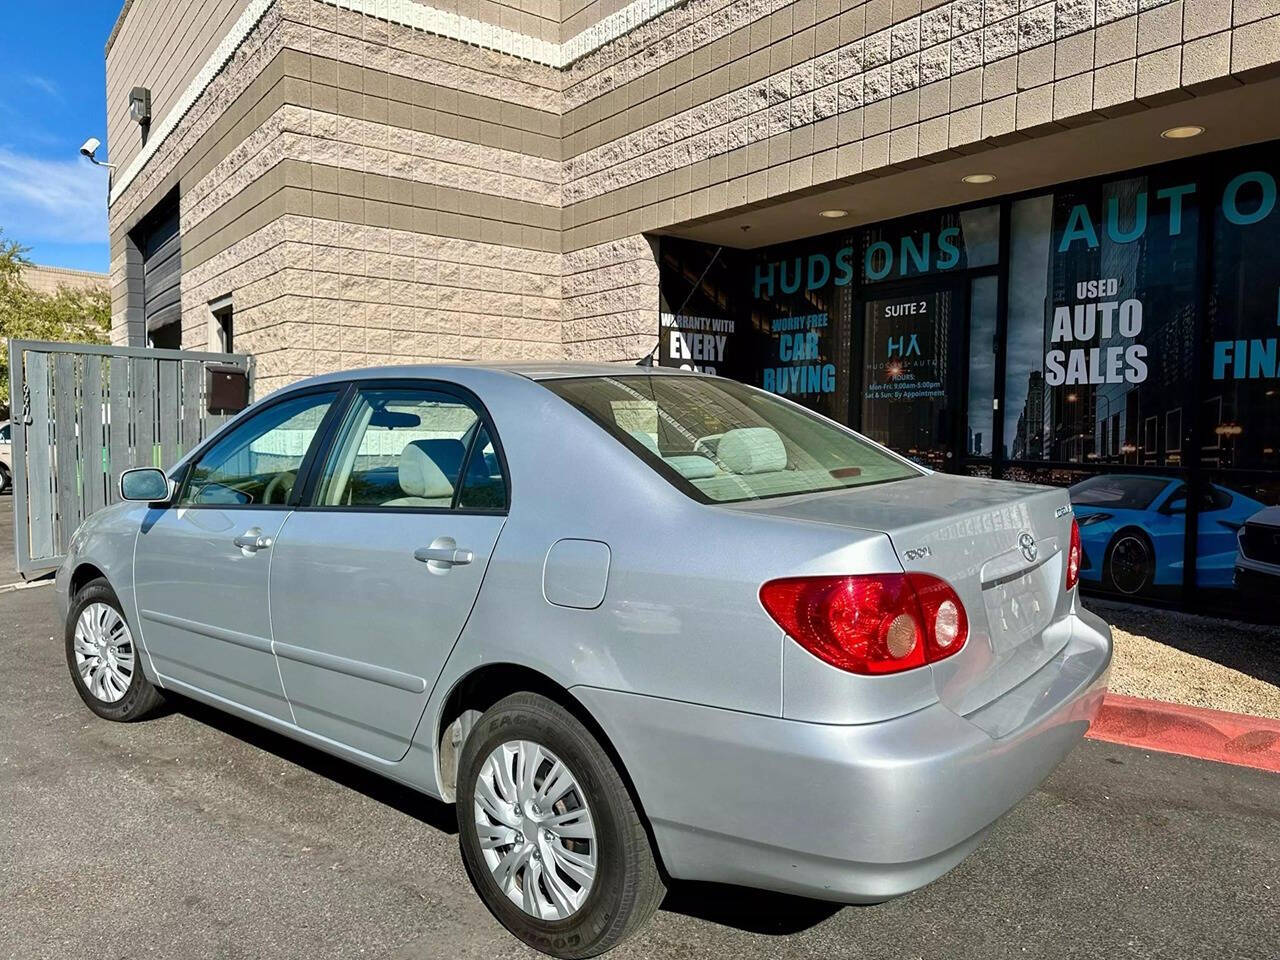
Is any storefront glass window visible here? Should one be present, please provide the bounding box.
[1003,172,1200,468]
[1205,158,1280,471]
[967,276,998,458]
[859,289,957,469]
[858,206,999,284]
[748,236,853,423]
[654,142,1280,616]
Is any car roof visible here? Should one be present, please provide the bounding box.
[492,362,695,380]
[278,362,699,392]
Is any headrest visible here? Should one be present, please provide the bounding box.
[664,455,718,480]
[628,430,660,454]
[398,440,456,499]
[717,427,787,475]
[419,437,466,479]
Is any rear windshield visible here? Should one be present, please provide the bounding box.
[543,375,921,504]
[1069,474,1170,511]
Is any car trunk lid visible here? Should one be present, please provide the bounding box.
[725,473,1076,717]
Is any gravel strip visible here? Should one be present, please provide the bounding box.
[1088,597,1280,721]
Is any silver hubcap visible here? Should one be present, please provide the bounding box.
[73,603,135,703]
[473,740,597,920]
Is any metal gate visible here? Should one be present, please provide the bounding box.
[7,339,254,578]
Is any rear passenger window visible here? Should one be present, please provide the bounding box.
[312,387,505,511]
[457,425,506,510]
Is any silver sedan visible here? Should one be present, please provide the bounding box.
[56,364,1111,958]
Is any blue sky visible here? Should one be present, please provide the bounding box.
[0,2,120,273]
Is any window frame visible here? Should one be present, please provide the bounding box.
[171,383,347,511]
[293,378,511,517]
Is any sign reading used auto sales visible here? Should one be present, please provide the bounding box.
[1044,277,1149,386]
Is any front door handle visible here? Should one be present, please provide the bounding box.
[414,536,474,572]
[233,528,273,552]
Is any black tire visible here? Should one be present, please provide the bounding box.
[456,693,665,959]
[0,463,9,495]
[65,578,164,722]
[1103,529,1156,596]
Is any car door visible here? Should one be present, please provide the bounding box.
[268,382,508,761]
[132,387,343,720]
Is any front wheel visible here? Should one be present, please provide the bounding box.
[65,578,164,721]
[456,693,665,958]
[1104,530,1156,595]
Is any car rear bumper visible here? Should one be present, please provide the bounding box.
[573,605,1111,903]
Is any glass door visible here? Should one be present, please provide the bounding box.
[858,283,965,471]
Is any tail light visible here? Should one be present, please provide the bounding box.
[1066,519,1082,592]
[758,573,968,676]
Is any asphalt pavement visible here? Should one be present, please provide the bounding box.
[2,583,1278,960]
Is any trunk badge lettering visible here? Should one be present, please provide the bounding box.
[1054,504,1072,518]
[1019,533,1038,563]
[903,546,932,562]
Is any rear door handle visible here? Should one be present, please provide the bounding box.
[414,546,474,566]
[233,528,273,552]
[414,537,474,571]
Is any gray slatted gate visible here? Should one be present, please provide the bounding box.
[7,339,253,578]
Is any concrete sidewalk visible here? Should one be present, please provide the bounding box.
[1095,598,1280,721]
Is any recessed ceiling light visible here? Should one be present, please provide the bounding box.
[818,208,848,218]
[962,173,997,184]
[1161,125,1205,140]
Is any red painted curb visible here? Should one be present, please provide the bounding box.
[1086,693,1280,774]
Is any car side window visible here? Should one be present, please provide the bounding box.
[179,391,338,506]
[457,424,507,510]
[0,423,10,442]
[313,386,503,510]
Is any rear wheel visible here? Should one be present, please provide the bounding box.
[1104,530,1155,595]
[65,578,163,721]
[456,693,664,958]
[0,463,9,495]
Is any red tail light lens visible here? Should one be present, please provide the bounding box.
[759,573,968,676]
[1066,518,1082,592]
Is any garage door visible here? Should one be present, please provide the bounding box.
[140,199,181,336]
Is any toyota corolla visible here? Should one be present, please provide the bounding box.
[57,364,1111,958]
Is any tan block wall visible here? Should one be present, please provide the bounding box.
[109,0,569,369]
[558,0,1280,252]
[106,0,255,175]
[562,234,661,362]
[20,265,110,297]
[182,215,563,396]
[107,0,1280,377]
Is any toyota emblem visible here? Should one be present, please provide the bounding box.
[1019,532,1038,563]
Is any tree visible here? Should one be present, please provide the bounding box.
[0,229,110,415]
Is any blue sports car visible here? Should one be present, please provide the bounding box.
[1069,475,1264,595]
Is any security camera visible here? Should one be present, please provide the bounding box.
[80,137,101,160]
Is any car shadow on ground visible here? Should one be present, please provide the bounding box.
[660,881,843,934]
[169,694,461,835]
[1091,597,1280,688]
[164,693,845,936]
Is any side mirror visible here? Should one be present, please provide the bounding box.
[120,468,172,503]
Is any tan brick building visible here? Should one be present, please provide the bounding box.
[104,0,1280,393]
